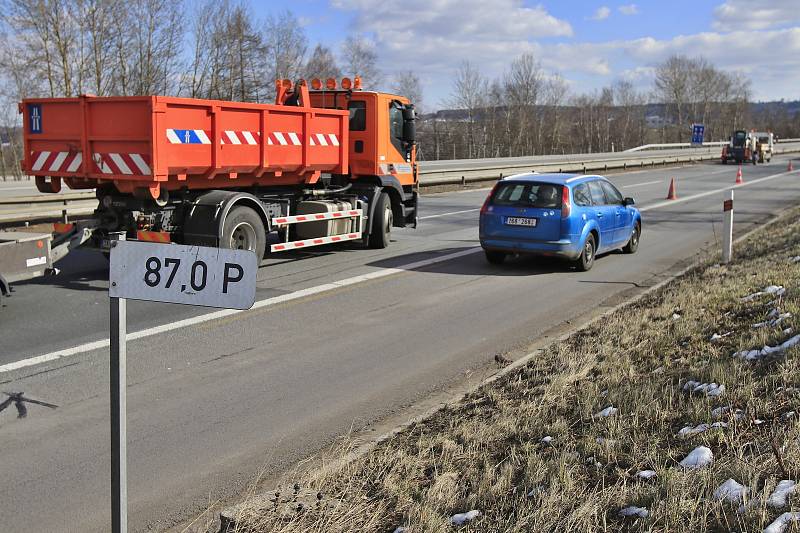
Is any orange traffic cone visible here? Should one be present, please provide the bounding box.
[666,177,677,200]
[789,160,794,172]
[735,165,743,184]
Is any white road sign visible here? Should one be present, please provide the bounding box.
[109,241,257,309]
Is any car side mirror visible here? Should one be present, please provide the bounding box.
[623,197,635,206]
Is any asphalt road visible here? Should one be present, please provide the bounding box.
[1,157,799,532]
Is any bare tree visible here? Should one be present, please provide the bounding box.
[305,44,341,81]
[264,10,307,82]
[391,71,423,111]
[341,35,381,87]
[447,61,488,159]
[505,53,544,155]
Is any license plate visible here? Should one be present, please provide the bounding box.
[505,217,537,227]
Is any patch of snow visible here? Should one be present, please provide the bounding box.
[733,334,800,361]
[712,406,744,420]
[783,411,796,421]
[680,446,714,468]
[741,285,786,302]
[596,406,618,417]
[713,478,748,504]
[600,389,608,397]
[754,419,765,425]
[540,436,553,444]
[790,256,800,264]
[753,312,792,329]
[636,470,657,480]
[596,437,616,445]
[618,506,648,518]
[527,486,544,497]
[767,480,797,508]
[672,313,681,320]
[710,332,733,342]
[393,528,407,533]
[683,380,725,397]
[449,510,481,525]
[764,512,800,533]
[677,422,727,439]
[785,328,794,335]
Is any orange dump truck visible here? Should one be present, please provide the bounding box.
[20,79,418,258]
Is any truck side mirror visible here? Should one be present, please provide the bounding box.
[623,197,635,206]
[402,106,416,144]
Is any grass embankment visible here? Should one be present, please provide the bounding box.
[227,210,800,533]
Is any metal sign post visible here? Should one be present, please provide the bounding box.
[107,239,256,532]
[722,190,734,264]
[109,232,127,533]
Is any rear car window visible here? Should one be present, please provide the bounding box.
[573,183,592,206]
[490,182,561,209]
[587,180,607,205]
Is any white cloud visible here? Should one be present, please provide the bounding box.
[713,0,800,31]
[591,6,611,20]
[618,4,639,15]
[330,1,800,105]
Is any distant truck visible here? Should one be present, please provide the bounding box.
[748,131,774,163]
[20,77,418,262]
[721,130,753,164]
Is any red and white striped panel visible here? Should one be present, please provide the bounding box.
[221,130,261,145]
[308,133,340,147]
[266,132,302,146]
[93,153,152,175]
[272,209,362,225]
[271,232,361,252]
[30,151,83,173]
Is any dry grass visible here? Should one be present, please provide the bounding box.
[227,209,800,533]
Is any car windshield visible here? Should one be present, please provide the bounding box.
[490,182,561,209]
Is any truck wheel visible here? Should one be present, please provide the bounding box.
[368,192,392,249]
[222,206,266,260]
[574,234,595,272]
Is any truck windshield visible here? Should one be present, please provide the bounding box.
[490,182,561,209]
[733,132,746,145]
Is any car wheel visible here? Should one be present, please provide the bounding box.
[485,250,506,264]
[222,206,266,260]
[623,222,640,254]
[575,234,595,271]
[368,192,392,249]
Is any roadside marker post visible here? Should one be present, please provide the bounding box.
[109,232,127,533]
[107,238,257,533]
[722,190,734,264]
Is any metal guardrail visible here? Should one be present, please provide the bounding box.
[2,142,800,225]
[624,142,728,152]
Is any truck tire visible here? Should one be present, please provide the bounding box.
[368,192,392,249]
[222,206,266,260]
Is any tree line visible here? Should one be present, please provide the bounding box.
[418,53,783,161]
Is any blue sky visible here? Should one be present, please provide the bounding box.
[246,0,800,108]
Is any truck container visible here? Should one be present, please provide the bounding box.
[20,79,418,262]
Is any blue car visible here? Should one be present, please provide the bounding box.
[479,173,641,271]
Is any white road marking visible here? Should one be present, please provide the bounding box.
[0,247,482,375]
[420,208,480,220]
[622,180,662,189]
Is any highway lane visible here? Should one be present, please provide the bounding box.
[0,158,798,532]
[0,160,752,363]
